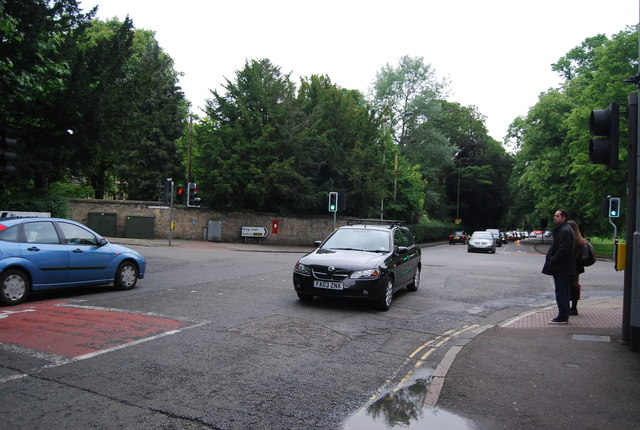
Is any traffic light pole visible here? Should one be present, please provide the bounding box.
[167,178,174,247]
[626,92,640,350]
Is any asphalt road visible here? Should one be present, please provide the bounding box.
[0,239,624,429]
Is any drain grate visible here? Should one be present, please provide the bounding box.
[572,334,611,342]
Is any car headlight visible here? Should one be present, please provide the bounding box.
[294,262,312,276]
[350,269,381,279]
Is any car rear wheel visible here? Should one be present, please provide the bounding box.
[376,277,394,311]
[1,269,30,306]
[407,266,420,292]
[115,261,138,290]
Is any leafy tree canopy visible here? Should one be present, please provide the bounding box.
[508,26,637,236]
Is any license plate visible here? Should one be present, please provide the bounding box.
[314,280,343,290]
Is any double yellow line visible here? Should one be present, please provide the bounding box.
[369,324,479,401]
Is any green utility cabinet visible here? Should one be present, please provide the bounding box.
[87,212,117,237]
[125,215,155,239]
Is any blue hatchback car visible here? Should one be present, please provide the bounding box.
[0,217,146,305]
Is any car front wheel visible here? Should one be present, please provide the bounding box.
[376,277,394,311]
[115,261,138,290]
[407,267,420,292]
[1,269,30,306]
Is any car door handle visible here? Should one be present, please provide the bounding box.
[27,246,40,252]
[72,248,84,253]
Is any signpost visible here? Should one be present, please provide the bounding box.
[241,226,268,238]
[0,211,51,218]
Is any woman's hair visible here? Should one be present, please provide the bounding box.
[567,220,586,249]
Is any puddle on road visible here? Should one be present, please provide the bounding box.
[343,373,475,430]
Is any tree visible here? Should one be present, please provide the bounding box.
[195,59,300,212]
[292,74,386,216]
[371,55,448,145]
[0,0,95,131]
[111,28,187,200]
[435,101,512,230]
[63,18,187,199]
[0,0,94,191]
[507,89,575,228]
[194,60,427,219]
[509,27,637,236]
[371,56,455,218]
[64,18,138,198]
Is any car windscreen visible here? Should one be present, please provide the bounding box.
[472,232,493,239]
[322,229,391,252]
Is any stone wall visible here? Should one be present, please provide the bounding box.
[68,199,340,245]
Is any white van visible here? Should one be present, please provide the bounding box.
[485,229,502,247]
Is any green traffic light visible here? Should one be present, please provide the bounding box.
[328,191,338,212]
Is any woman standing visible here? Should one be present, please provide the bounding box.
[567,220,586,315]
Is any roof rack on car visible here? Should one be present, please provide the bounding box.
[345,218,405,226]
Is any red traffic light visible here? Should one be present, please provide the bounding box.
[187,182,201,207]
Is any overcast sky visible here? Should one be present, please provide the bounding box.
[90,0,638,141]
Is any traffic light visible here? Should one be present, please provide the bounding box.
[328,191,338,212]
[589,102,619,170]
[1,135,17,176]
[175,185,185,204]
[160,180,171,205]
[187,182,201,207]
[609,197,621,218]
[337,190,347,211]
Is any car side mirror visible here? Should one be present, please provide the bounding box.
[98,237,109,247]
[395,246,408,255]
[313,240,322,247]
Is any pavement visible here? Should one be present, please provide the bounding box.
[107,236,317,253]
[432,240,640,430]
[111,237,640,429]
[433,296,640,430]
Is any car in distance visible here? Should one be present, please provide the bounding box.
[292,220,421,311]
[0,217,146,306]
[448,231,468,245]
[468,231,496,253]
[485,229,502,247]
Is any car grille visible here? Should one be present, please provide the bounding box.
[312,266,350,281]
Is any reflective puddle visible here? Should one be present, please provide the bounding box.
[343,373,475,430]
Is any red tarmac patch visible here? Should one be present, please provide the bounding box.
[0,300,188,358]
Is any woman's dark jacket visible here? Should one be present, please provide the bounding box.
[542,221,577,276]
